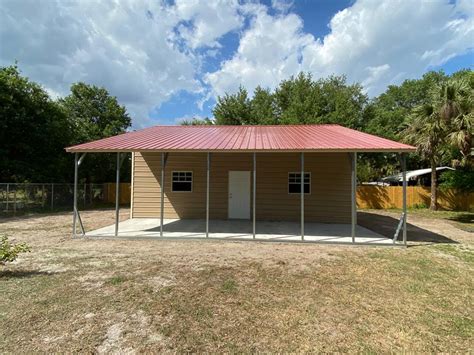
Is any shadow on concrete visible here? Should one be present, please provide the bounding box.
[358,211,457,244]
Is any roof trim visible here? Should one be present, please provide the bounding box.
[65,148,415,153]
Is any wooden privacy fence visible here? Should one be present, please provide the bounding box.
[357,186,474,211]
[104,183,131,205]
[104,183,474,211]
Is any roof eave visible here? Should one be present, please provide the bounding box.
[65,148,416,153]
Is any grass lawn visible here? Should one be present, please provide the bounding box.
[0,209,473,352]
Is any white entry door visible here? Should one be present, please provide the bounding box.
[228,171,251,219]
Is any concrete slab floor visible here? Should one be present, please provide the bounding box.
[86,218,397,245]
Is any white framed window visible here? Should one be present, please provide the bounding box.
[288,172,311,194]
[172,171,193,192]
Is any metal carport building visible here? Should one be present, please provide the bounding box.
[66,124,415,246]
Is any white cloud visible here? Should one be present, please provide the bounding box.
[0,0,243,128]
[1,0,472,128]
[205,4,313,96]
[206,0,474,98]
[271,0,294,14]
[172,0,243,49]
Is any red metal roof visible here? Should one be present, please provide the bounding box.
[65,124,415,152]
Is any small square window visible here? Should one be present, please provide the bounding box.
[288,172,310,194]
[172,171,193,192]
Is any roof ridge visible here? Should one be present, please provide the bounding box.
[136,123,342,128]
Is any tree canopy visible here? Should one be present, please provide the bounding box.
[60,82,132,182]
[213,73,368,128]
[61,82,131,144]
[0,65,72,182]
[0,65,132,182]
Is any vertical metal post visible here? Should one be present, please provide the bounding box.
[351,152,357,243]
[51,183,54,210]
[160,152,165,237]
[206,152,210,238]
[73,153,78,237]
[401,153,407,245]
[253,152,256,239]
[301,152,304,240]
[84,182,87,208]
[6,183,9,212]
[115,153,120,237]
[13,189,16,215]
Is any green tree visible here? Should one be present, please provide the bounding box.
[212,73,368,127]
[317,75,368,128]
[61,82,132,182]
[180,117,214,125]
[61,82,131,143]
[274,72,320,123]
[403,101,446,210]
[366,71,447,140]
[0,65,72,182]
[213,86,251,125]
[399,73,473,210]
[361,71,449,181]
[437,75,474,167]
[249,86,275,124]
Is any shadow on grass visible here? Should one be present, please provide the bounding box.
[0,269,56,279]
[358,211,457,244]
[447,213,474,224]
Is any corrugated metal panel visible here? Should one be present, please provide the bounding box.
[65,124,416,152]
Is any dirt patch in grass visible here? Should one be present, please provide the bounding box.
[0,209,473,352]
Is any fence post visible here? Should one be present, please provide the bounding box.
[6,183,9,212]
[13,189,16,215]
[83,182,86,208]
[42,184,46,208]
[51,183,54,210]
[24,184,28,210]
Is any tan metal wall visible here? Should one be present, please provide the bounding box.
[131,152,351,223]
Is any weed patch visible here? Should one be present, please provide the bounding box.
[107,276,127,285]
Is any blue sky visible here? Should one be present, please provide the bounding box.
[1,0,473,127]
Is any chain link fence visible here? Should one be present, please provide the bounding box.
[0,183,113,215]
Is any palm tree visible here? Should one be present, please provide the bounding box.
[404,76,473,210]
[404,103,446,210]
[437,78,474,166]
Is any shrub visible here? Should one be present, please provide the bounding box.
[439,169,474,192]
[0,235,30,265]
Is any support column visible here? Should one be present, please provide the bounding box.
[115,152,120,237]
[160,152,165,237]
[253,152,256,239]
[206,152,210,238]
[401,153,407,245]
[73,153,78,238]
[301,152,304,240]
[351,152,357,243]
